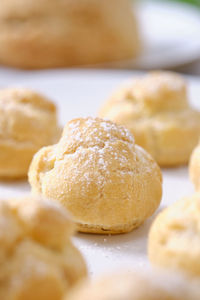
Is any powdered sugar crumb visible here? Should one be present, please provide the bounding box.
[133,72,185,96]
[55,118,148,196]
[68,118,134,145]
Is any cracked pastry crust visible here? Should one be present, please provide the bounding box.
[148,193,200,277]
[0,0,141,69]
[66,270,200,300]
[0,195,87,300]
[0,88,60,178]
[99,71,200,167]
[28,117,162,234]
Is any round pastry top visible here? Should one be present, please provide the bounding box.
[126,71,188,114]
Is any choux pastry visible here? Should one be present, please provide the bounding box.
[29,117,162,234]
[0,88,59,178]
[66,269,200,300]
[189,143,200,191]
[148,193,200,277]
[0,0,140,69]
[99,71,200,166]
[0,195,87,300]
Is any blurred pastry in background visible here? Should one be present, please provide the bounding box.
[29,117,162,234]
[0,195,87,300]
[0,0,141,69]
[0,88,60,178]
[148,193,200,277]
[189,144,200,191]
[67,269,200,300]
[99,71,200,167]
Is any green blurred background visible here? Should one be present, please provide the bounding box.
[169,0,200,7]
[140,0,200,8]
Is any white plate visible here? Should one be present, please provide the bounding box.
[0,69,199,277]
[106,0,200,69]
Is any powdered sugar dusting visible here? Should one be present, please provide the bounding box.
[54,119,138,196]
[67,117,134,145]
[46,118,156,198]
[133,72,186,97]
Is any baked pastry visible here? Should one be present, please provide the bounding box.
[0,195,87,300]
[0,88,59,178]
[189,144,200,191]
[148,193,200,277]
[67,269,200,300]
[0,0,141,69]
[99,71,200,166]
[29,117,162,234]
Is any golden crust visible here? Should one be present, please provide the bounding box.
[148,193,200,277]
[0,195,87,300]
[76,219,144,234]
[29,117,162,234]
[66,270,200,300]
[0,88,59,178]
[0,0,141,69]
[99,71,200,166]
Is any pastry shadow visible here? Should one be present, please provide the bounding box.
[162,166,188,178]
[75,208,163,256]
[0,176,28,183]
